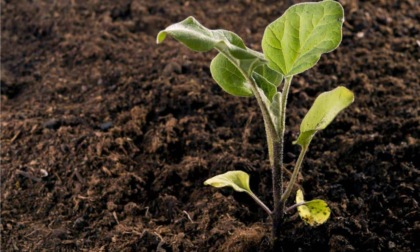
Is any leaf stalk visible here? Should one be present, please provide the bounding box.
[281,145,308,204]
[248,192,273,215]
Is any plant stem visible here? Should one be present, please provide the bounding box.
[271,139,283,245]
[281,146,308,204]
[248,192,272,215]
[284,201,307,213]
[220,53,295,247]
[271,76,293,246]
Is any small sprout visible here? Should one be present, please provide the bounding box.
[296,189,331,226]
[157,0,353,248]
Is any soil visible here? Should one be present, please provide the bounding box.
[1,0,419,251]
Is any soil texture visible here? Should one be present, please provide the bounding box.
[1,0,419,251]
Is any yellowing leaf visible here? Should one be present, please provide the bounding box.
[204,170,252,193]
[296,189,331,226]
[295,86,354,147]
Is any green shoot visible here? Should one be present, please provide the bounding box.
[157,0,353,248]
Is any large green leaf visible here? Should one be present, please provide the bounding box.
[296,189,331,226]
[295,86,354,147]
[204,170,252,193]
[262,0,344,76]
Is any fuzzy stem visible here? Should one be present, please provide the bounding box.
[272,76,293,246]
[271,140,283,245]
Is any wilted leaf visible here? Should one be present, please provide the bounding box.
[296,189,330,226]
[295,86,354,147]
[204,170,252,193]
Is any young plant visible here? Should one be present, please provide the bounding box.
[157,0,354,247]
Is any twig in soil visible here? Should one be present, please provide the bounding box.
[101,166,113,176]
[72,168,85,184]
[113,211,120,225]
[145,207,150,218]
[10,130,21,143]
[23,229,40,238]
[16,169,41,182]
[154,232,165,251]
[182,210,194,223]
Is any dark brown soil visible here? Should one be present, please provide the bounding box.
[1,0,419,251]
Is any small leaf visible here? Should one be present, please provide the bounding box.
[210,53,253,97]
[295,86,354,147]
[262,1,344,76]
[204,170,252,193]
[296,189,331,226]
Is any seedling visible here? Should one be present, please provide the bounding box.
[157,0,354,247]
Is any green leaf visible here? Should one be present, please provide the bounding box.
[262,1,344,76]
[157,16,266,74]
[254,65,283,87]
[252,64,283,101]
[157,16,278,97]
[210,53,253,97]
[296,189,330,226]
[204,170,252,194]
[157,16,245,52]
[210,53,283,98]
[295,86,354,147]
[252,72,277,101]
